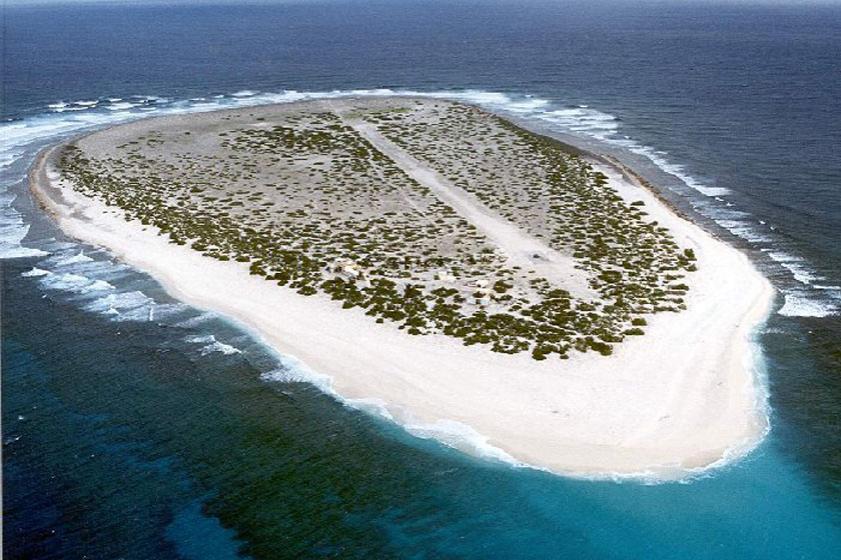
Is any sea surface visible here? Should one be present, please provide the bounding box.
[3,1,841,558]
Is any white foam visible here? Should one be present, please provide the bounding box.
[143,303,188,322]
[259,359,334,392]
[54,250,94,266]
[107,102,139,111]
[0,216,32,245]
[39,253,130,284]
[40,272,115,295]
[0,240,48,259]
[0,147,24,169]
[404,418,524,465]
[186,334,216,344]
[71,259,130,279]
[21,267,50,277]
[174,312,217,328]
[765,251,823,285]
[0,96,164,258]
[634,147,731,197]
[260,367,311,384]
[83,290,152,314]
[186,334,242,356]
[2,107,138,161]
[714,219,773,243]
[201,341,242,356]
[0,200,49,258]
[498,97,550,113]
[778,291,837,318]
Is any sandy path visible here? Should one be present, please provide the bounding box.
[331,102,595,299]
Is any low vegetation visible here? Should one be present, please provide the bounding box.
[60,99,696,360]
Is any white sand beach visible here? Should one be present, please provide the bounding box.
[30,113,774,480]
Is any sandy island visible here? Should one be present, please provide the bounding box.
[30,97,774,479]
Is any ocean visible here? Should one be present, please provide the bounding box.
[2,1,840,558]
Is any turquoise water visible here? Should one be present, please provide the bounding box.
[4,249,840,557]
[3,1,841,557]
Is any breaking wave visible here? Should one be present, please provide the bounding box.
[18,247,186,322]
[0,193,48,258]
[185,334,242,356]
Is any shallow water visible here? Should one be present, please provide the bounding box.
[3,1,841,557]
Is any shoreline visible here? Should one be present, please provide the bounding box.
[28,102,775,480]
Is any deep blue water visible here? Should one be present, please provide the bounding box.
[3,1,841,558]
